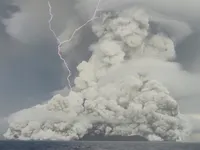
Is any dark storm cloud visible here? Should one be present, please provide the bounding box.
[0,0,19,19]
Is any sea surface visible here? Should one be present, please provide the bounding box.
[0,141,199,150]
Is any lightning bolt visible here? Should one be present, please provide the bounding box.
[47,0,101,92]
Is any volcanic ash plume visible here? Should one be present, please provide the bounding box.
[4,7,190,141]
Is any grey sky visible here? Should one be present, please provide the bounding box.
[0,0,65,116]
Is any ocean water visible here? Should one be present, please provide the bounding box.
[0,141,199,150]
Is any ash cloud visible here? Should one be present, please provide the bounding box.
[4,8,191,141]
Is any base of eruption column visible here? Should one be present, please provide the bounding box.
[80,135,148,141]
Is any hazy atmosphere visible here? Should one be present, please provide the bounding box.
[1,0,200,141]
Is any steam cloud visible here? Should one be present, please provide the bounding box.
[4,7,190,141]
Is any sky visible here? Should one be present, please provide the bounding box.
[1,0,200,141]
[0,0,64,117]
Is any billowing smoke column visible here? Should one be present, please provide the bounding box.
[4,7,190,141]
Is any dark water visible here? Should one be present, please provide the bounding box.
[0,141,200,150]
